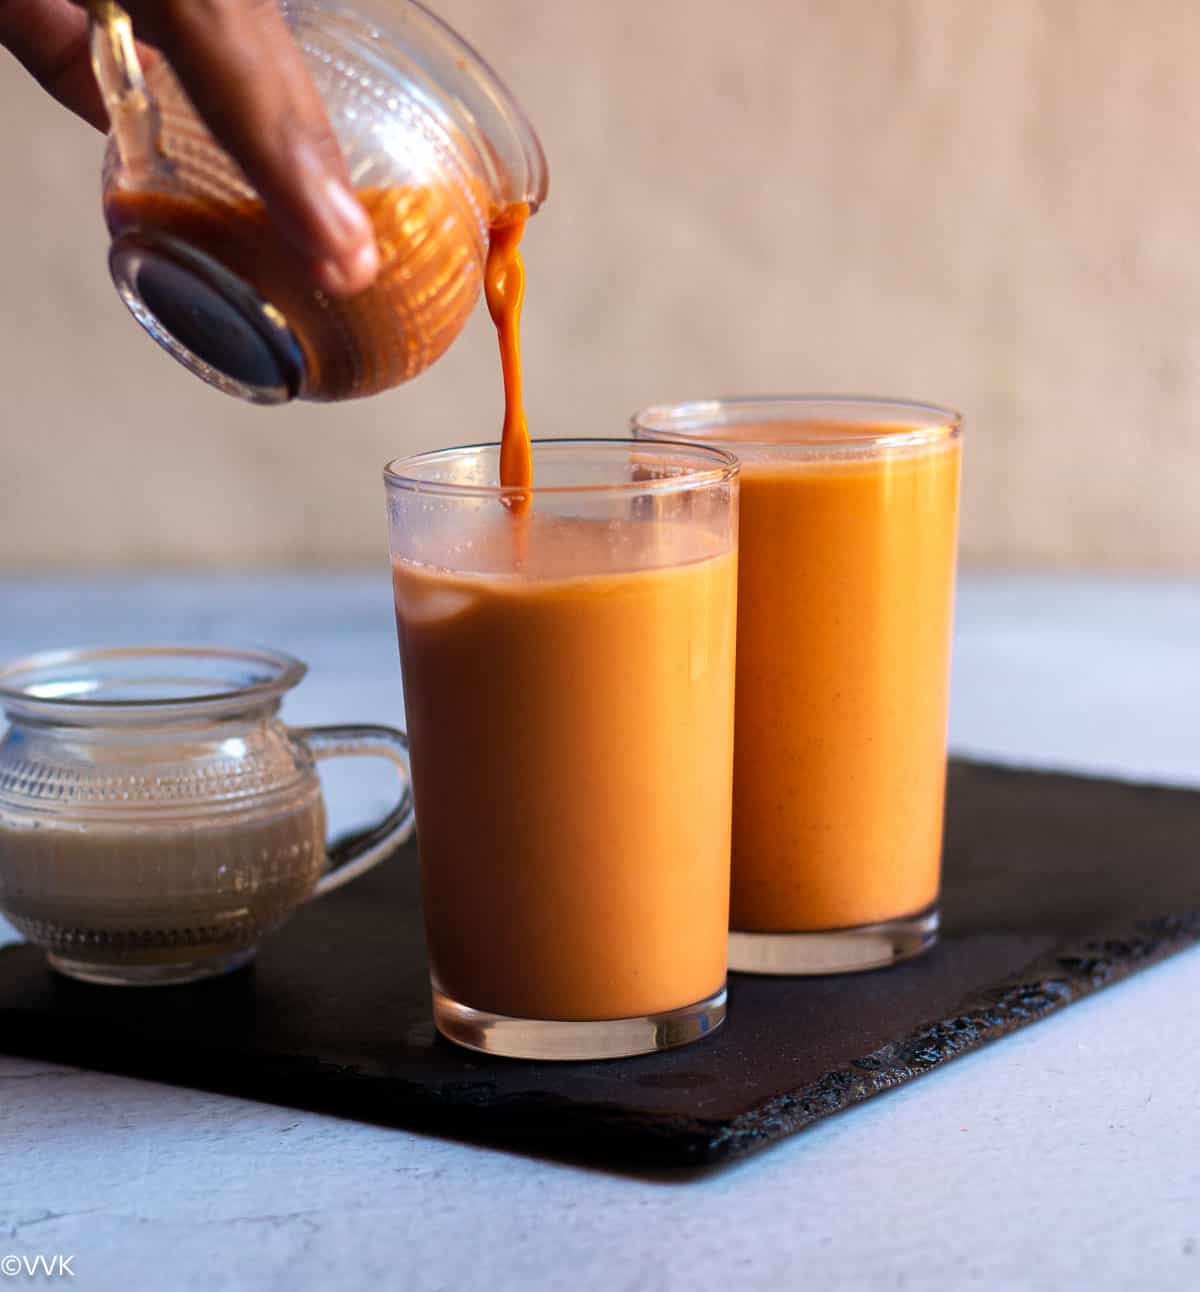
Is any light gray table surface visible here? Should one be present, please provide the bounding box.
[1,570,1197,1292]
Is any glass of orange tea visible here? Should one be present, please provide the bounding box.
[383,439,739,1058]
[634,398,963,975]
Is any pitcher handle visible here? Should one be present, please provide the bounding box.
[291,723,416,898]
[86,0,165,181]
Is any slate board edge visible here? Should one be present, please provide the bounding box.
[2,757,1199,1171]
[2,909,1197,1171]
[703,908,1200,1164]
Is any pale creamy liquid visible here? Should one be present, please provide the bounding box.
[393,514,737,1021]
[728,427,962,931]
[0,796,325,965]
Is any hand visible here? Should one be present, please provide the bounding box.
[0,0,380,296]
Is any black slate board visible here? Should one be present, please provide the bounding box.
[1,759,1198,1169]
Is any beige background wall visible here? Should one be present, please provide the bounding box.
[1,0,1197,569]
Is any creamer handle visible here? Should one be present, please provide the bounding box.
[292,724,416,898]
[87,0,164,181]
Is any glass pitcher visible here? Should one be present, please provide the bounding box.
[0,646,414,986]
[88,0,548,403]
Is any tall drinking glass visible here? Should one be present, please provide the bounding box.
[634,398,962,975]
[384,440,739,1058]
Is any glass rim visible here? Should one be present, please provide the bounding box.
[401,0,549,211]
[631,395,963,452]
[382,437,740,499]
[334,0,548,213]
[0,645,307,720]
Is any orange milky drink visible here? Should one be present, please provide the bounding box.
[634,398,962,975]
[383,440,739,1059]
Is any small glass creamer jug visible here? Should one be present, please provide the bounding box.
[89,0,548,403]
[0,646,414,986]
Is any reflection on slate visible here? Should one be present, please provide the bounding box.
[1,761,1197,1169]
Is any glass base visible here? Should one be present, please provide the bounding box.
[47,947,257,987]
[432,983,727,1060]
[729,905,938,976]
